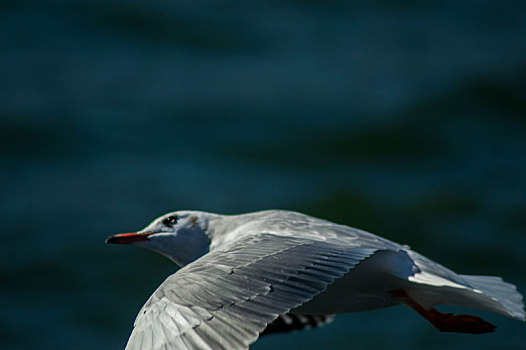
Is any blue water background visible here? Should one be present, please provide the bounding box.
[1,1,525,349]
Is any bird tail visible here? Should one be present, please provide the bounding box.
[404,249,525,321]
[458,275,525,321]
[396,273,524,333]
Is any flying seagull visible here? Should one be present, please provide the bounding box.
[106,210,525,349]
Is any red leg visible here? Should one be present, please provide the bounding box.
[391,289,496,334]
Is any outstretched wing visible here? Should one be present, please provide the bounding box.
[126,234,377,350]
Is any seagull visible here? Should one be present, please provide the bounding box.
[106,210,525,350]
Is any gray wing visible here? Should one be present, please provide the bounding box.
[125,234,377,350]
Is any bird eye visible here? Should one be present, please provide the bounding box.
[162,216,178,226]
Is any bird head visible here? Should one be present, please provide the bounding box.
[106,211,213,267]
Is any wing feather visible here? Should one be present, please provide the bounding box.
[126,234,377,350]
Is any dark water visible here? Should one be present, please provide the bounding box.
[1,1,525,349]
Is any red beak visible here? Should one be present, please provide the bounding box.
[105,232,154,245]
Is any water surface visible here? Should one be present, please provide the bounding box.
[1,1,525,349]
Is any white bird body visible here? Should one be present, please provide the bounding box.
[107,210,525,350]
